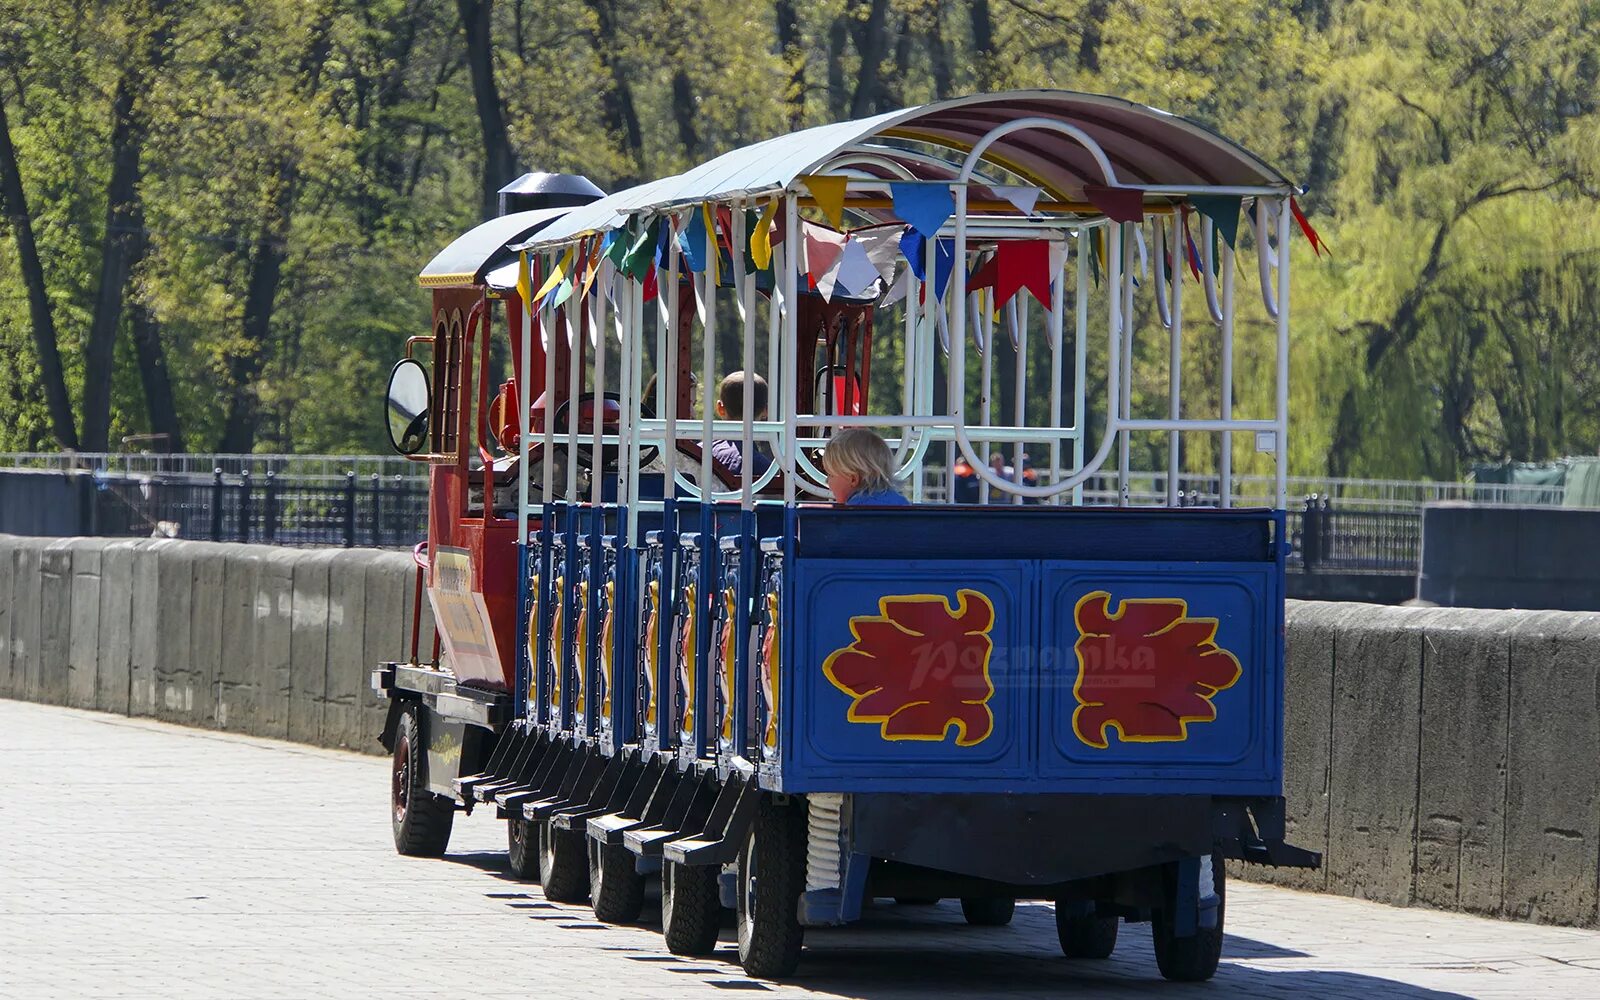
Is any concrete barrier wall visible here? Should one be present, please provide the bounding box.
[0,534,434,753]
[6,535,1600,927]
[1247,600,1600,927]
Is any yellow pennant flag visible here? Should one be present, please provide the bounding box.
[534,247,574,300]
[579,235,604,300]
[801,174,847,229]
[750,199,777,270]
[516,250,534,309]
[703,202,720,287]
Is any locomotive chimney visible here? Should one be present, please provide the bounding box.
[497,172,606,216]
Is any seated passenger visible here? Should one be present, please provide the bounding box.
[710,370,772,479]
[823,428,910,506]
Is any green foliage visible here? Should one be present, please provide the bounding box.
[0,0,1596,472]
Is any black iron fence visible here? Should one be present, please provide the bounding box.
[92,471,429,549]
[1290,496,1421,573]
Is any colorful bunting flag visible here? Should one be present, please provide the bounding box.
[535,247,574,300]
[1087,230,1102,288]
[994,184,1042,216]
[932,238,956,300]
[1181,207,1202,283]
[801,175,848,228]
[1290,197,1329,257]
[750,200,777,270]
[900,228,927,281]
[623,219,658,280]
[681,206,709,273]
[703,203,720,286]
[891,182,954,238]
[996,240,1052,308]
[1084,185,1146,224]
[879,266,910,307]
[1188,195,1242,251]
[803,223,846,288]
[852,227,903,283]
[832,238,882,297]
[967,251,998,293]
[516,250,534,309]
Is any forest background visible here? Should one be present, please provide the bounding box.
[2,0,1598,480]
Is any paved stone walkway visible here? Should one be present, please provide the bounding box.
[3,700,1599,999]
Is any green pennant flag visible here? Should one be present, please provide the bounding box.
[622,218,660,281]
[1088,229,1102,288]
[550,275,574,308]
[604,226,630,268]
[1188,194,1242,251]
[742,209,762,275]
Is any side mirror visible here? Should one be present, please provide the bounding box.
[385,359,431,456]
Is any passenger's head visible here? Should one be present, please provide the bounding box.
[715,370,768,421]
[988,451,1006,471]
[822,428,897,503]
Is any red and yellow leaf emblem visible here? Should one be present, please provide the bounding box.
[822,590,996,746]
[1071,591,1241,748]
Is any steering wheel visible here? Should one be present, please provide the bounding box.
[550,392,659,473]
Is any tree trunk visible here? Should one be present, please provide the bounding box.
[927,1,954,100]
[129,298,183,452]
[847,0,891,117]
[583,0,645,183]
[670,69,700,161]
[0,87,78,449]
[80,5,176,453]
[218,169,295,454]
[456,0,517,219]
[1078,0,1109,73]
[774,0,805,127]
[826,15,850,120]
[969,0,997,90]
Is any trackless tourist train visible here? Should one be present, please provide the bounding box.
[373,90,1320,982]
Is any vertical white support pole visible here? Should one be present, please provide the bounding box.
[664,239,680,497]
[1117,224,1132,503]
[698,265,715,500]
[736,207,756,510]
[1169,215,1183,506]
[565,269,582,504]
[1275,197,1292,510]
[1220,240,1235,509]
[978,289,993,504]
[1107,224,1124,506]
[542,264,557,505]
[1012,296,1028,504]
[1047,243,1064,506]
[591,264,608,508]
[950,185,970,502]
[518,256,532,541]
[900,253,918,463]
[628,264,645,543]
[1073,230,1088,506]
[782,195,799,504]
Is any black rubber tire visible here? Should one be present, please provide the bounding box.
[1056,906,1119,959]
[959,897,1016,926]
[1153,853,1226,982]
[538,822,590,903]
[661,860,722,956]
[894,897,940,906]
[589,836,646,923]
[390,705,454,857]
[507,817,540,880]
[737,796,807,979]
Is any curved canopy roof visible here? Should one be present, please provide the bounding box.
[418,206,573,287]
[513,89,1297,254]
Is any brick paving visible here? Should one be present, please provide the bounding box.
[2,699,1598,1000]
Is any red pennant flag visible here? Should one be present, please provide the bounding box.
[995,240,1052,308]
[1180,206,1202,283]
[1290,197,1329,257]
[1084,185,1145,223]
[967,251,999,292]
[642,263,658,303]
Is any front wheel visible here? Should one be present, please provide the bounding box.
[390,705,453,857]
[1152,853,1225,982]
[507,817,539,880]
[661,860,722,956]
[737,796,807,978]
[589,837,646,923]
[538,823,590,903]
[959,897,1015,926]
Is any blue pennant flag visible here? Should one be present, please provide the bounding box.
[933,238,956,300]
[891,183,954,239]
[900,228,927,281]
[679,209,708,273]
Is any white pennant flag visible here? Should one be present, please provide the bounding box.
[994,184,1042,216]
[852,227,904,283]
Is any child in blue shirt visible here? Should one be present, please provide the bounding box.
[822,428,910,506]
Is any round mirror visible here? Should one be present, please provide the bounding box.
[385,359,431,455]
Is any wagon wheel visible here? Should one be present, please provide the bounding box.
[661,860,722,956]
[507,817,539,880]
[538,822,590,903]
[737,795,807,978]
[1055,904,1118,958]
[390,704,453,857]
[1152,852,1225,982]
[588,835,646,923]
[959,897,1015,926]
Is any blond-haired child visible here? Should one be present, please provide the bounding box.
[821,428,909,505]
